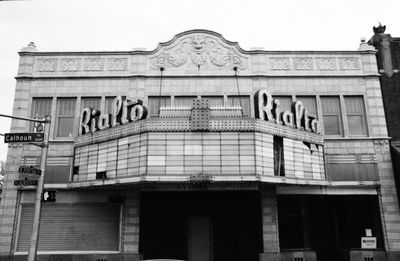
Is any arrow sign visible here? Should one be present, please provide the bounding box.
[4,133,44,143]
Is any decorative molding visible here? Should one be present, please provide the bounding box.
[293,58,313,70]
[151,34,247,70]
[338,57,360,70]
[60,58,81,71]
[315,58,336,70]
[36,58,58,72]
[84,58,105,71]
[270,58,290,70]
[107,58,128,71]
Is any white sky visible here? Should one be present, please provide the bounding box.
[0,0,399,162]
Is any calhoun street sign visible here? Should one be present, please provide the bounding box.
[4,133,44,143]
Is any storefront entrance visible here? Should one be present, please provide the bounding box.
[139,191,262,261]
[277,195,384,261]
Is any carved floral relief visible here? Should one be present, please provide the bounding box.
[315,58,336,70]
[150,35,247,70]
[60,58,81,71]
[270,58,290,70]
[36,58,58,72]
[84,58,105,71]
[293,58,313,70]
[338,57,360,70]
[107,58,128,71]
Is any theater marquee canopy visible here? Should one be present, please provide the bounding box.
[73,89,325,187]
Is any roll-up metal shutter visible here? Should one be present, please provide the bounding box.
[17,204,120,252]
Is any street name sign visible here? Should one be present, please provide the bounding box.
[4,133,44,143]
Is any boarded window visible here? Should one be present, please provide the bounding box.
[56,98,76,137]
[321,97,343,136]
[345,96,367,136]
[17,204,120,251]
[148,96,171,117]
[296,96,317,115]
[228,96,250,117]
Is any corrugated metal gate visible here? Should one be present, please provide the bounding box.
[16,204,120,252]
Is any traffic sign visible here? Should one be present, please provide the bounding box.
[42,190,57,202]
[4,133,44,143]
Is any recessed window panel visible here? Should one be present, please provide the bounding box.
[56,98,76,138]
[321,97,343,136]
[274,96,292,113]
[148,96,171,117]
[296,96,317,115]
[345,96,367,136]
[175,96,197,107]
[228,96,250,117]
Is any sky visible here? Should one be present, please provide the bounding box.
[0,0,399,162]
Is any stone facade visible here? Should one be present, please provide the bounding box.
[0,30,399,261]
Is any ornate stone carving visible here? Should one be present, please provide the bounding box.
[315,58,336,70]
[84,58,104,71]
[151,34,247,70]
[107,58,128,71]
[338,57,360,70]
[373,140,390,153]
[270,58,290,70]
[293,58,313,70]
[36,58,58,72]
[60,58,81,71]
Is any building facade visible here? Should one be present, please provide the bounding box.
[368,24,400,205]
[0,30,400,261]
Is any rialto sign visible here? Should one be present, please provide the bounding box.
[79,89,321,135]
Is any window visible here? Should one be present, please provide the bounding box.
[81,97,101,111]
[228,96,250,117]
[321,96,343,136]
[105,96,116,114]
[296,96,317,115]
[345,96,367,136]
[175,96,197,107]
[274,96,293,112]
[202,96,224,106]
[56,98,76,137]
[148,96,171,117]
[31,98,52,131]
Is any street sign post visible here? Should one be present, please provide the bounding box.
[4,133,44,143]
[0,113,50,261]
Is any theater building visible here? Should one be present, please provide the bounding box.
[1,30,400,261]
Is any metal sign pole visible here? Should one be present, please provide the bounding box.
[27,115,51,261]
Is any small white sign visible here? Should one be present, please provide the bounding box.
[361,237,377,249]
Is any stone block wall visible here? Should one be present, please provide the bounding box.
[260,189,280,261]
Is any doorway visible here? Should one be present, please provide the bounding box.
[188,216,212,261]
[139,191,262,261]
